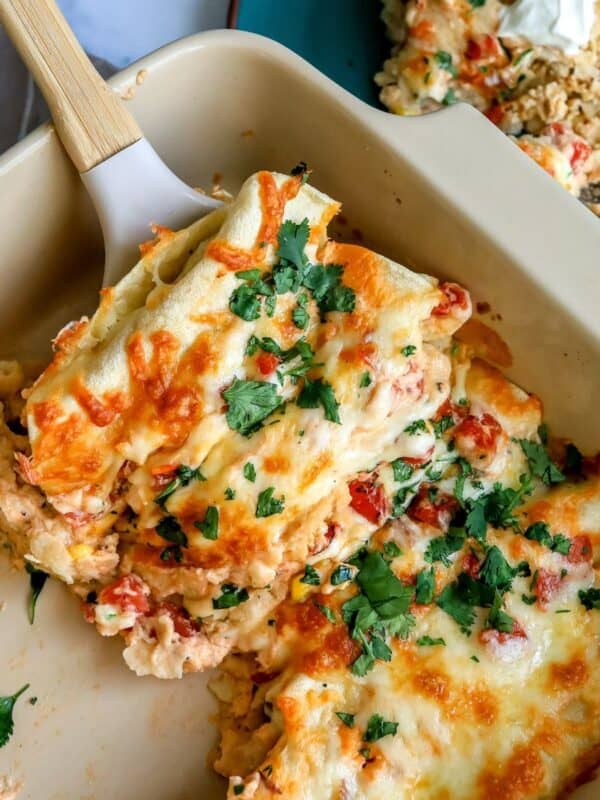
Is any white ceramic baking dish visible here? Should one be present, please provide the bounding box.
[0,30,599,800]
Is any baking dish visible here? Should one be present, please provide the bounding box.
[0,29,599,799]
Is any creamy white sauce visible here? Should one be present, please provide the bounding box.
[498,0,596,54]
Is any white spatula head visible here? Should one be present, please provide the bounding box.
[0,0,221,289]
[81,139,222,287]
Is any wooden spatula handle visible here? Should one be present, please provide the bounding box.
[0,0,142,172]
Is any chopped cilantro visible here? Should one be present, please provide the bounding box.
[230,283,262,321]
[485,591,516,634]
[315,602,335,623]
[277,218,310,275]
[525,522,571,555]
[555,609,571,614]
[160,545,183,563]
[415,567,435,605]
[383,541,402,559]
[391,459,414,483]
[154,464,205,507]
[453,457,472,504]
[342,551,414,676]
[233,785,245,796]
[300,564,320,585]
[297,378,341,423]
[364,714,398,742]
[551,534,572,556]
[519,439,565,486]
[521,594,536,605]
[416,635,445,646]
[156,516,188,547]
[245,335,260,356]
[194,506,219,540]
[479,546,517,593]
[25,564,47,625]
[436,577,479,634]
[256,487,285,518]
[224,487,236,500]
[265,295,276,317]
[424,529,465,567]
[435,50,457,77]
[404,419,427,435]
[470,655,480,663]
[292,293,310,330]
[223,379,282,436]
[359,372,372,388]
[0,684,29,748]
[243,462,256,482]
[465,474,533,538]
[579,587,600,610]
[401,345,417,357]
[331,564,353,585]
[335,711,355,728]
[442,88,457,105]
[212,583,249,610]
[433,415,454,438]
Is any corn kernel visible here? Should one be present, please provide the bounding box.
[291,575,311,603]
[69,543,93,561]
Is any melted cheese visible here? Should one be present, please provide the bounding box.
[16,171,471,677]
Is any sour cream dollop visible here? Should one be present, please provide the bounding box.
[498,0,596,55]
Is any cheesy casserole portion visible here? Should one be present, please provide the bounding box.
[211,352,600,799]
[1,170,470,678]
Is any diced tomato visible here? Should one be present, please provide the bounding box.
[462,551,481,578]
[99,574,150,614]
[154,602,199,638]
[453,413,504,467]
[348,479,390,524]
[433,398,468,425]
[406,484,459,531]
[402,447,435,467]
[465,39,481,60]
[569,139,592,173]
[257,352,280,375]
[432,282,470,318]
[309,522,340,556]
[479,620,527,647]
[535,569,562,607]
[485,104,504,126]
[567,535,593,564]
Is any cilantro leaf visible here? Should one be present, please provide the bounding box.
[243,462,256,482]
[297,378,341,423]
[383,541,402,559]
[391,459,414,483]
[436,581,477,634]
[194,506,219,540]
[433,415,454,438]
[478,546,517,593]
[315,602,335,623]
[331,564,353,585]
[224,487,236,500]
[212,583,249,610]
[0,684,29,748]
[415,567,435,605]
[551,534,572,556]
[160,545,183,563]
[256,487,285,517]
[25,564,47,625]
[154,464,205,507]
[417,636,446,646]
[401,345,417,357]
[292,294,310,329]
[453,457,472,504]
[519,439,565,486]
[223,379,282,436]
[156,516,188,547]
[424,529,465,567]
[277,219,310,272]
[229,283,262,321]
[355,552,412,618]
[300,564,320,585]
[335,712,355,728]
[485,591,516,634]
[359,372,372,388]
[435,50,457,76]
[364,714,398,742]
[303,263,343,301]
[404,419,427,435]
[579,587,600,610]
[524,521,552,547]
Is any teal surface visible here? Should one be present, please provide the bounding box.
[234,0,388,106]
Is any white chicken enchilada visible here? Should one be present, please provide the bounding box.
[0,168,599,798]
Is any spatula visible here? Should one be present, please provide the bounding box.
[0,0,222,286]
